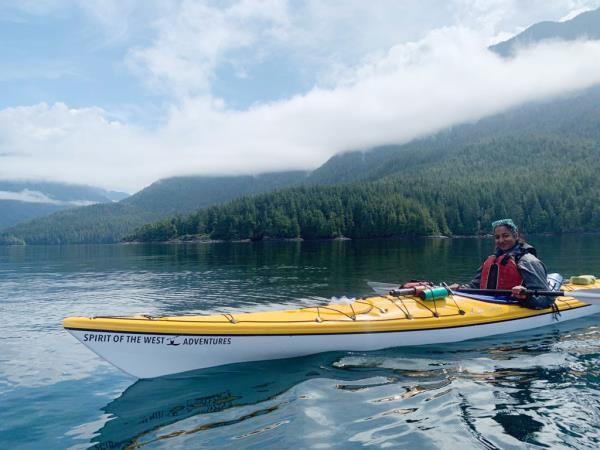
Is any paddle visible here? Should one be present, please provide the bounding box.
[455,287,600,304]
[366,281,402,296]
[367,281,423,297]
[367,282,600,304]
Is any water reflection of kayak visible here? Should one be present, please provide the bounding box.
[64,281,600,378]
[92,353,394,449]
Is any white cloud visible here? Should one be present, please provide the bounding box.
[0,189,97,206]
[0,189,62,204]
[2,30,600,192]
[159,32,600,168]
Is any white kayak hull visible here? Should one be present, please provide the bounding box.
[67,304,599,379]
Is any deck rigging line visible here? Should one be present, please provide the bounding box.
[90,292,583,325]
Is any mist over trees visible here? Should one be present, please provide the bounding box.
[125,135,600,242]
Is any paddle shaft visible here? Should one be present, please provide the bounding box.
[456,288,563,297]
[388,286,600,303]
[389,288,418,296]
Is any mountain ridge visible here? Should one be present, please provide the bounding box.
[0,181,129,230]
[490,7,600,56]
[0,171,308,244]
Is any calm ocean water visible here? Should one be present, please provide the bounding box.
[1,236,599,449]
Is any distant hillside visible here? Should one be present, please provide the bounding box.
[490,7,600,56]
[0,171,307,244]
[127,134,600,242]
[0,181,128,230]
[121,172,309,215]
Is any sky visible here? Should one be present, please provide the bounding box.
[1,0,600,193]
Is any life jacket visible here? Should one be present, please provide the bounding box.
[480,242,537,290]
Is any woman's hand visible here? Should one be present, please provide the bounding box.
[511,285,527,300]
[448,283,460,290]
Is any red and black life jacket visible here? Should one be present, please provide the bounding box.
[480,253,522,289]
[480,243,537,290]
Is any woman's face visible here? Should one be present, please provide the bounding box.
[494,225,518,251]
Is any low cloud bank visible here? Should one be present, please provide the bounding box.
[0,189,97,206]
[2,28,600,192]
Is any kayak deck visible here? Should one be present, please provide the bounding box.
[63,283,591,336]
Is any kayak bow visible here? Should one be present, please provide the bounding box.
[64,280,600,378]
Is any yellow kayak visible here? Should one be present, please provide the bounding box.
[64,281,600,378]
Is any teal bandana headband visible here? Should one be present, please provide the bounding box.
[491,219,518,233]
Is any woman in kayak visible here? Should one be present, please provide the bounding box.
[451,219,554,309]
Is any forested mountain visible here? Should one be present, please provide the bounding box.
[305,86,600,186]
[0,171,307,244]
[490,7,600,57]
[125,134,600,242]
[303,7,600,187]
[120,172,308,215]
[0,181,128,230]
